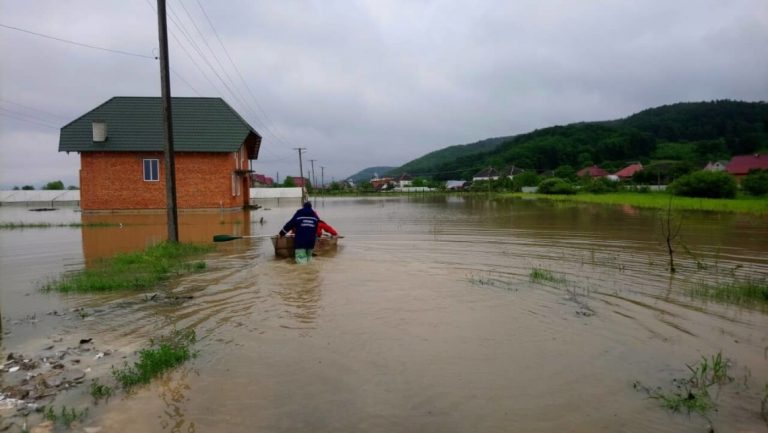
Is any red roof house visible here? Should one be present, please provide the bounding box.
[288,177,310,187]
[726,154,768,178]
[577,165,609,178]
[613,163,643,180]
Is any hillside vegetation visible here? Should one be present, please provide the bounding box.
[346,166,396,182]
[390,100,768,180]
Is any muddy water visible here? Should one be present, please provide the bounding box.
[1,196,768,432]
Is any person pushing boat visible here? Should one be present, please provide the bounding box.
[278,201,319,264]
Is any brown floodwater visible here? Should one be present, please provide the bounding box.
[1,196,768,432]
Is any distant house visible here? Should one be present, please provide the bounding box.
[59,97,261,211]
[703,161,728,172]
[397,173,413,188]
[288,177,310,187]
[505,166,525,180]
[472,168,500,181]
[250,173,274,187]
[725,154,768,179]
[370,177,394,190]
[445,180,467,190]
[577,165,609,178]
[613,163,643,180]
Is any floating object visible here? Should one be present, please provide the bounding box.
[8,366,20,373]
[271,235,341,258]
[212,234,273,242]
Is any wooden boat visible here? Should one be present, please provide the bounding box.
[271,235,340,258]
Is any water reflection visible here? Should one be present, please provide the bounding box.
[80,211,251,261]
[274,263,323,329]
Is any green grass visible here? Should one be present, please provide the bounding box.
[43,405,89,428]
[0,221,120,229]
[43,241,212,293]
[689,278,768,307]
[529,267,567,285]
[89,379,113,402]
[506,191,768,214]
[112,329,196,389]
[634,352,733,417]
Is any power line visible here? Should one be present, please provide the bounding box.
[0,23,157,59]
[0,110,59,129]
[0,99,68,122]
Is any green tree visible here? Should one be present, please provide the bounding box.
[42,180,64,190]
[12,186,20,190]
[283,177,295,187]
[67,185,80,190]
[512,171,540,191]
[742,169,768,196]
[21,185,34,190]
[669,171,737,198]
[554,165,577,181]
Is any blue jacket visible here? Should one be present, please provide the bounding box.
[279,207,319,249]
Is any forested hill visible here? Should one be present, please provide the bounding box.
[346,166,396,182]
[386,136,512,177]
[392,100,768,181]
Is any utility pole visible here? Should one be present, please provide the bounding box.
[156,0,179,242]
[309,159,317,194]
[293,147,307,202]
[320,166,325,196]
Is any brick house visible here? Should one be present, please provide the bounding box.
[59,97,261,211]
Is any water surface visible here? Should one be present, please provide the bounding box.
[1,196,767,432]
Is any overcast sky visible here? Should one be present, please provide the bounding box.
[1,0,767,188]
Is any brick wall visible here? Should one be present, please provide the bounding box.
[80,148,251,211]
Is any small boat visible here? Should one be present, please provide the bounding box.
[271,235,340,258]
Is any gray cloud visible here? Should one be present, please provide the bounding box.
[2,0,766,188]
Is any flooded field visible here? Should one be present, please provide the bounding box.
[1,196,767,432]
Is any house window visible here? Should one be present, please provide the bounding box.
[143,159,159,181]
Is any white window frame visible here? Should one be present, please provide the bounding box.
[143,159,160,182]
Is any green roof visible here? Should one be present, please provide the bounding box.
[59,97,261,156]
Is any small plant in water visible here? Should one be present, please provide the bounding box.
[112,328,196,389]
[634,351,733,425]
[529,267,566,285]
[689,278,768,308]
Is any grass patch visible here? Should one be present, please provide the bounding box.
[689,278,768,307]
[42,241,212,293]
[112,329,196,389]
[0,221,119,229]
[89,379,113,402]
[43,405,89,428]
[529,267,567,285]
[506,191,768,214]
[635,352,733,418]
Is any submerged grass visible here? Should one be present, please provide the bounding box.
[689,278,768,307]
[506,192,768,214]
[529,267,567,285]
[43,405,89,428]
[112,329,196,389]
[0,221,119,229]
[42,241,212,293]
[635,352,733,421]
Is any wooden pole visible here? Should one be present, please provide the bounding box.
[157,0,179,242]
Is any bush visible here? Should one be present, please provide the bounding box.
[742,170,768,196]
[582,177,621,193]
[43,180,65,190]
[669,171,737,198]
[538,178,576,195]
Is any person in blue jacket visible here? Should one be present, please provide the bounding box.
[278,201,319,264]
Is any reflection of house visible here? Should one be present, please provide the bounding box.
[613,163,643,180]
[577,165,608,178]
[703,161,728,172]
[725,154,768,179]
[59,97,261,211]
[250,173,274,186]
[445,180,467,190]
[472,168,500,181]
